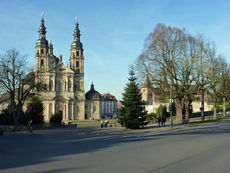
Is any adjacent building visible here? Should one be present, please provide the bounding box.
[101,93,117,118]
[85,84,101,119]
[141,76,213,113]
[141,77,161,113]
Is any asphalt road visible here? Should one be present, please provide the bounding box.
[1,120,230,173]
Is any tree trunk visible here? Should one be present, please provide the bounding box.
[213,105,217,120]
[13,110,19,130]
[175,101,183,124]
[223,97,226,117]
[184,97,190,124]
[17,107,22,125]
[201,88,205,121]
[213,97,217,120]
[11,95,19,130]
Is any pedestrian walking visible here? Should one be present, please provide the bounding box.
[162,116,166,126]
[28,120,33,133]
[158,116,161,126]
[104,121,108,128]
[100,120,104,128]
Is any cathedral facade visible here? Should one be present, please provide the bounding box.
[35,14,101,122]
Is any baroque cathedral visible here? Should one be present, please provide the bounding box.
[35,13,101,122]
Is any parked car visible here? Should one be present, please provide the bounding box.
[0,128,3,136]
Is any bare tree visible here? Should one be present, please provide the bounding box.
[137,23,229,123]
[218,56,230,117]
[0,49,44,129]
[180,35,200,123]
[207,48,221,120]
[137,23,200,124]
[193,35,211,121]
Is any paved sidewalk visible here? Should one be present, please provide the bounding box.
[8,120,219,136]
[4,114,230,136]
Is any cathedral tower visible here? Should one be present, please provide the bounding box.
[35,12,56,72]
[32,14,99,121]
[70,17,84,91]
[141,76,153,105]
[35,12,49,72]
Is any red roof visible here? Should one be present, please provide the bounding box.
[101,93,117,101]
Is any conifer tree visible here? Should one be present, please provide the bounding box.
[119,66,148,129]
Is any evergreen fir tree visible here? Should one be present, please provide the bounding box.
[118,66,148,129]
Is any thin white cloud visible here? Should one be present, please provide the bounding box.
[86,49,107,70]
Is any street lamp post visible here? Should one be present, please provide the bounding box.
[170,91,173,128]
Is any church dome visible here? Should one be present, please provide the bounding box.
[85,84,101,100]
[36,37,48,46]
[71,41,82,49]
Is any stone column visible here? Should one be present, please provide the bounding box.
[66,101,69,120]
[52,102,55,115]
[71,77,74,92]
[52,76,55,91]
[71,103,74,120]
[46,103,49,121]
[74,103,76,120]
[66,76,68,92]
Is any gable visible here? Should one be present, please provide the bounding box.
[48,63,75,74]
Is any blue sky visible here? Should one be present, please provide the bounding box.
[1,0,230,100]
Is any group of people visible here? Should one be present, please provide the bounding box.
[158,116,166,126]
[100,119,117,128]
[100,119,110,128]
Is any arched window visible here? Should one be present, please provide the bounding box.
[93,106,96,113]
[76,51,79,56]
[65,81,66,91]
[68,77,71,91]
[49,79,53,91]
[76,61,79,68]
[41,59,44,66]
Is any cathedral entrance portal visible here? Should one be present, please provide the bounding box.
[56,100,65,121]
[58,111,63,119]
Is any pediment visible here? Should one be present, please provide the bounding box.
[53,95,74,101]
[48,63,75,74]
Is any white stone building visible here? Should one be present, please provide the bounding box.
[141,77,213,113]
[101,93,117,118]
[34,14,101,122]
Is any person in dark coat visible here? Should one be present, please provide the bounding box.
[162,116,166,126]
[158,116,161,126]
[28,120,33,133]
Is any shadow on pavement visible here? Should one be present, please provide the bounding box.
[1,119,230,171]
[0,129,160,171]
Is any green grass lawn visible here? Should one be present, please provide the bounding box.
[71,119,119,128]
